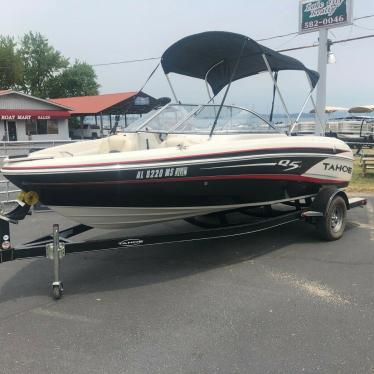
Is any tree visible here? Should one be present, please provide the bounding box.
[19,32,68,97]
[46,60,99,98]
[0,36,23,89]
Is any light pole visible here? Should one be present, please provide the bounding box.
[314,28,328,136]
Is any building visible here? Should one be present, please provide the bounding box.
[0,90,71,141]
[51,91,160,138]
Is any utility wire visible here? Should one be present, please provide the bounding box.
[354,14,374,20]
[278,33,374,53]
[353,22,374,31]
[92,56,160,67]
[278,44,318,53]
[331,33,374,44]
[256,31,298,42]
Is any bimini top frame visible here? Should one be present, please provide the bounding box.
[160,31,320,134]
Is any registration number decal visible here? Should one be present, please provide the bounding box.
[135,167,188,180]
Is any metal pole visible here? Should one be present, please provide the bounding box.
[205,81,212,102]
[165,74,179,103]
[262,54,292,129]
[100,113,104,138]
[290,87,314,134]
[5,121,9,142]
[210,39,247,137]
[53,224,60,286]
[109,114,112,132]
[204,60,224,102]
[80,116,84,140]
[50,223,64,299]
[306,75,323,134]
[315,28,328,136]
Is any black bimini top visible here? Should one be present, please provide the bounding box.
[161,31,319,96]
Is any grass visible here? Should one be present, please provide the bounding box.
[347,149,374,193]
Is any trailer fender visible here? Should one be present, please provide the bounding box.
[311,187,349,215]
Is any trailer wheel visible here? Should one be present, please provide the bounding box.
[316,196,347,241]
[52,284,63,300]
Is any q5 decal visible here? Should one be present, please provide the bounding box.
[278,159,302,171]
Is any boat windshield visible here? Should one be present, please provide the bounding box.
[174,105,277,134]
[125,104,198,132]
[125,104,277,134]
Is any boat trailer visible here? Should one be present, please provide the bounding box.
[0,189,367,300]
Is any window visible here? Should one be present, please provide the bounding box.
[25,119,59,135]
[25,120,37,135]
[47,120,58,134]
[37,119,47,134]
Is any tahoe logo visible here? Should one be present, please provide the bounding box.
[323,162,352,174]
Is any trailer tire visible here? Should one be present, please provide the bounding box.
[52,284,63,300]
[316,196,347,241]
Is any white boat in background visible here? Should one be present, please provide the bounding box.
[327,116,374,144]
[291,106,374,145]
[291,107,348,136]
[327,105,374,144]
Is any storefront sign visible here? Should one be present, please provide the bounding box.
[1,114,51,120]
[134,96,150,106]
[0,110,69,120]
[299,0,352,34]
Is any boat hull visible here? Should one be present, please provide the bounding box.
[49,195,318,229]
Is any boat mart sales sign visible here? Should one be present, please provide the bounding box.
[299,0,352,34]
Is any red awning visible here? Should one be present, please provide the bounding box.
[0,109,70,120]
[50,92,137,115]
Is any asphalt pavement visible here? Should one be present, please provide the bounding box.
[0,195,373,374]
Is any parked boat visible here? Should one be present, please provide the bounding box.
[1,31,353,229]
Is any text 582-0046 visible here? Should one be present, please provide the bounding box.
[303,15,345,29]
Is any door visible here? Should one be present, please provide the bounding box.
[7,121,17,141]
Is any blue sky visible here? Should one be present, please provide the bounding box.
[2,0,374,113]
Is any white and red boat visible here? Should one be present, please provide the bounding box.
[1,32,354,229]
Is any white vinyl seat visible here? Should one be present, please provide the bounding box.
[162,134,208,148]
[99,135,133,153]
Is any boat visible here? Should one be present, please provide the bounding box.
[327,115,374,144]
[326,105,374,145]
[288,105,374,144]
[1,31,354,229]
[328,104,374,145]
[292,106,348,136]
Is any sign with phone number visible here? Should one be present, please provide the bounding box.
[299,0,352,34]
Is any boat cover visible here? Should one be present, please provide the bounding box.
[161,31,319,95]
[348,105,374,113]
[310,106,348,113]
